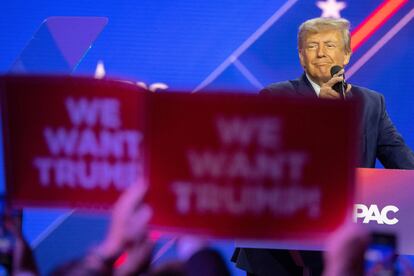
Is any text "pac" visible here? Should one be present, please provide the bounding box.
[354,204,399,225]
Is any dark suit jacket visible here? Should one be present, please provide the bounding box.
[185,248,230,276]
[260,74,414,169]
[233,74,414,276]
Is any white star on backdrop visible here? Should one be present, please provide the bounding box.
[316,0,347,18]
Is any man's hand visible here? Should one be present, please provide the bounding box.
[319,69,352,99]
[95,183,152,264]
[323,223,369,276]
[4,210,39,275]
[74,182,153,275]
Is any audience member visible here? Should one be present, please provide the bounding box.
[50,183,230,276]
[2,208,38,276]
[323,222,369,276]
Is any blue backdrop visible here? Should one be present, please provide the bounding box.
[1,0,414,273]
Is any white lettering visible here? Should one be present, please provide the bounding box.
[44,127,78,155]
[33,158,53,186]
[171,182,193,214]
[381,205,399,225]
[170,181,321,218]
[215,116,281,149]
[33,158,139,191]
[65,97,120,128]
[354,204,399,225]
[187,150,308,181]
[123,131,142,159]
[364,204,383,224]
[43,128,141,158]
[78,129,99,156]
[354,204,368,223]
[187,150,226,178]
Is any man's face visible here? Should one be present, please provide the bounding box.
[299,29,351,86]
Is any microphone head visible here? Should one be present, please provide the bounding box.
[330,65,343,77]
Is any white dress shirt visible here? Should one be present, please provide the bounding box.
[305,73,320,97]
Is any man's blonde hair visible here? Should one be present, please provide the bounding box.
[298,17,351,53]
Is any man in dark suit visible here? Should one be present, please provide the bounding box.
[233,17,414,276]
[261,74,414,169]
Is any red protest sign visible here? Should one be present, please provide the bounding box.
[0,75,146,208]
[1,76,360,240]
[145,93,360,240]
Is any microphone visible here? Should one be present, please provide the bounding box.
[330,65,346,99]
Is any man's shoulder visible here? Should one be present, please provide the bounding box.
[260,74,316,97]
[260,80,299,96]
[351,84,384,103]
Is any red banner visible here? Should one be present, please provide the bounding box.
[146,93,359,239]
[1,76,360,240]
[1,75,146,208]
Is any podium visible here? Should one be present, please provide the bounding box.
[236,168,414,255]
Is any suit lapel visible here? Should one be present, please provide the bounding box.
[295,73,356,99]
[345,84,355,99]
[295,73,318,98]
